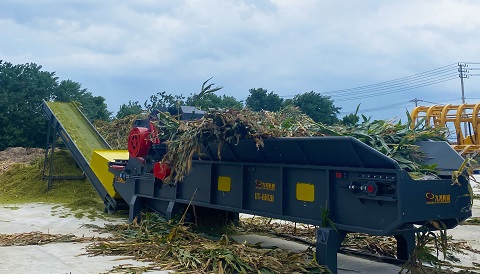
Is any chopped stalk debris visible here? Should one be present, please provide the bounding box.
[85,213,330,274]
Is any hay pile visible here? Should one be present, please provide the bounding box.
[0,147,44,174]
[0,149,105,217]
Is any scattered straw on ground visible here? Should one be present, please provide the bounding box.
[240,216,480,274]
[0,231,104,246]
[84,213,329,274]
[1,214,479,273]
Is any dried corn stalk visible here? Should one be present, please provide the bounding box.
[94,114,143,150]
[0,231,95,246]
[156,108,447,183]
[94,107,447,184]
[85,212,329,274]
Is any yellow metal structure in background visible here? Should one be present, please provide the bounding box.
[411,103,480,155]
[90,150,129,199]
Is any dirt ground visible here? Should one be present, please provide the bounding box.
[0,147,44,173]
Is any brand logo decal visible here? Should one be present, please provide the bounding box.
[426,191,450,204]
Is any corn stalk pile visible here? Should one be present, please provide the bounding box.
[161,107,329,183]
[84,212,329,274]
[153,107,447,183]
[327,115,447,172]
[94,107,448,184]
[94,115,141,150]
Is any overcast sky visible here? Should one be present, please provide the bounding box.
[1,0,479,121]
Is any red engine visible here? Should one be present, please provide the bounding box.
[127,122,170,180]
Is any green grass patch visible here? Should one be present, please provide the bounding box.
[0,149,107,220]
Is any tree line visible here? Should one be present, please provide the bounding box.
[0,61,354,151]
[117,87,341,124]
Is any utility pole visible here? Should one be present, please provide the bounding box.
[458,63,469,143]
[411,98,419,107]
[458,63,467,104]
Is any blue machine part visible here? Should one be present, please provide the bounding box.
[109,133,472,274]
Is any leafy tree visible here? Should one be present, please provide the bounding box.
[0,60,111,150]
[293,91,340,125]
[53,80,111,121]
[187,93,242,110]
[52,79,80,102]
[78,95,111,121]
[144,78,241,113]
[144,91,185,112]
[245,88,283,111]
[282,98,294,107]
[116,100,143,119]
[219,95,243,109]
[0,61,57,150]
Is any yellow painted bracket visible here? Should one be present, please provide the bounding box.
[452,145,480,155]
[90,150,129,198]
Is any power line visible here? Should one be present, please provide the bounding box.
[415,99,440,105]
[323,63,457,96]
[242,63,479,104]
[340,98,440,115]
[324,62,480,115]
[275,64,458,99]
[331,72,458,99]
[279,72,457,101]
[339,101,413,114]
[326,62,480,102]
[334,75,458,101]
[340,96,480,116]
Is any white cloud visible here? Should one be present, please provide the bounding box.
[0,0,479,118]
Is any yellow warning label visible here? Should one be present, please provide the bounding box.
[218,176,231,192]
[296,182,314,202]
